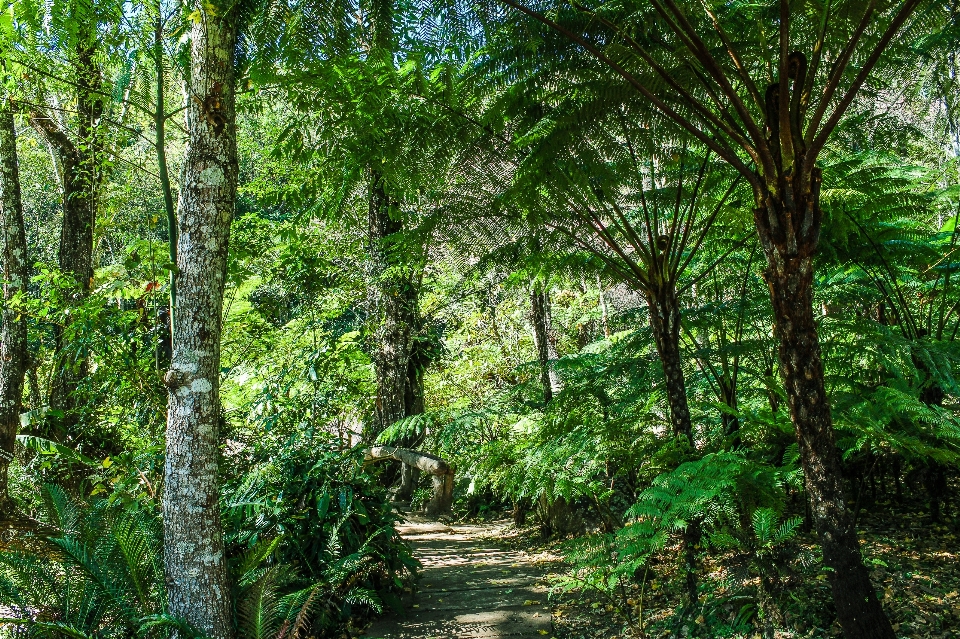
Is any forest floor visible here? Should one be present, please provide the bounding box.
[363,517,560,639]
[362,498,960,639]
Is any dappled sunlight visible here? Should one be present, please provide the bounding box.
[366,520,557,638]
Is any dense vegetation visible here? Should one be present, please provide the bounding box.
[0,0,958,638]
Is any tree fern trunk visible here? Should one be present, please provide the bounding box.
[646,283,693,444]
[760,224,894,639]
[0,103,29,512]
[161,7,237,638]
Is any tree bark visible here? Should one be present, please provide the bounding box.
[0,103,29,513]
[646,283,693,444]
[161,8,238,639]
[367,171,415,432]
[29,36,104,438]
[366,171,431,501]
[758,210,894,639]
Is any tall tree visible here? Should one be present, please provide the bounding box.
[493,1,929,635]
[366,169,429,499]
[362,0,435,501]
[161,3,238,636]
[0,100,29,513]
[27,17,105,436]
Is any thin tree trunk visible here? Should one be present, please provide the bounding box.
[530,283,561,403]
[762,247,893,639]
[155,14,177,334]
[720,374,741,448]
[0,103,29,512]
[597,275,611,338]
[161,8,237,639]
[646,284,693,444]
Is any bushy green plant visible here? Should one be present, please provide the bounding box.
[0,430,417,639]
[708,508,810,639]
[222,430,418,626]
[553,452,801,636]
[0,485,200,639]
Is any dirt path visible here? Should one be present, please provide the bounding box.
[365,518,558,639]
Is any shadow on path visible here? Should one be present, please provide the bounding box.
[365,520,557,639]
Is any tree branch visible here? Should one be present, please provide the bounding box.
[805,0,922,165]
[28,106,77,162]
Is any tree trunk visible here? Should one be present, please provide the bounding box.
[367,171,414,431]
[161,9,237,639]
[597,275,611,338]
[719,373,741,448]
[761,245,893,639]
[155,15,178,338]
[752,57,893,631]
[29,36,103,438]
[366,171,431,500]
[530,283,562,403]
[0,103,29,513]
[646,283,693,444]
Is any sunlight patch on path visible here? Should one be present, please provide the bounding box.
[364,519,558,639]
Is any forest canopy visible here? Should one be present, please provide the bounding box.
[0,1,959,638]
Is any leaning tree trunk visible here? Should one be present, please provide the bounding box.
[365,446,454,516]
[756,186,894,639]
[0,103,29,513]
[161,8,237,639]
[646,282,693,445]
[29,36,103,439]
